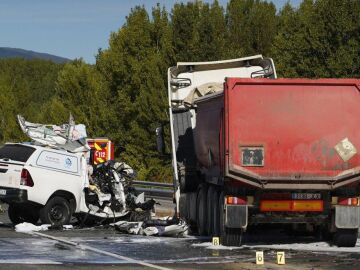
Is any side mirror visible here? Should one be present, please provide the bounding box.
[156,126,165,154]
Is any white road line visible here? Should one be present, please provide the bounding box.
[32,232,174,270]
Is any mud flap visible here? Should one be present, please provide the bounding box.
[225,205,248,229]
[335,205,360,229]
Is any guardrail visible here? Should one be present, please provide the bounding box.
[132,180,173,200]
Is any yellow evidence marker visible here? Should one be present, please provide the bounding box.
[277,251,285,265]
[212,237,220,246]
[256,251,264,265]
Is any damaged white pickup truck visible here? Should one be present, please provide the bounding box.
[0,115,152,226]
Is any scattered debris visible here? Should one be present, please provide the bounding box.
[15,223,51,233]
[63,225,74,230]
[15,223,75,233]
[112,218,188,237]
[13,114,177,233]
[81,159,158,224]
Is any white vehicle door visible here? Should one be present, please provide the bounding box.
[25,149,84,207]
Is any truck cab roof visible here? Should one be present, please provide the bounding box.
[168,55,277,107]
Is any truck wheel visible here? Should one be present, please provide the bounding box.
[188,192,197,223]
[219,192,243,246]
[8,204,39,225]
[334,229,359,247]
[179,174,198,192]
[39,196,71,226]
[206,186,216,236]
[185,192,191,222]
[179,193,188,220]
[212,189,220,237]
[196,184,208,236]
[179,175,187,193]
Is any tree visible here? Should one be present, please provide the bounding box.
[270,2,302,77]
[271,0,360,78]
[96,6,172,181]
[171,2,202,61]
[55,59,112,137]
[313,0,360,77]
[0,84,21,142]
[0,58,63,143]
[226,0,277,57]
[196,1,227,60]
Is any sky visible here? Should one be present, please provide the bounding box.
[0,0,301,64]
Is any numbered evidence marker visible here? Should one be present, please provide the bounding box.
[256,251,264,265]
[212,237,220,246]
[277,251,285,265]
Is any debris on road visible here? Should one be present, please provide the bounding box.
[112,217,188,237]
[15,222,51,233]
[15,222,75,233]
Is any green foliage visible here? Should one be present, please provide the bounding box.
[171,2,202,61]
[196,1,228,60]
[0,0,359,182]
[55,59,113,137]
[96,6,172,181]
[226,0,277,56]
[272,0,360,78]
[0,58,63,142]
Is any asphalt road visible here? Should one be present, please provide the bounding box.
[0,203,360,270]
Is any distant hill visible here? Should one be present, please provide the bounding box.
[0,47,70,64]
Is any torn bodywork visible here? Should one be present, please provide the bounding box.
[17,114,89,153]
[81,160,156,224]
[15,115,158,225]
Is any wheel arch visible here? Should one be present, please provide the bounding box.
[48,190,76,213]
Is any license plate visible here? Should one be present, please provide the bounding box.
[292,193,321,200]
[0,189,6,195]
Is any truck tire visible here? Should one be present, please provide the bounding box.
[334,229,359,247]
[188,192,197,223]
[179,175,188,193]
[206,186,216,236]
[39,196,71,226]
[185,192,191,222]
[196,184,208,236]
[179,173,199,193]
[179,193,188,220]
[8,204,39,225]
[212,189,220,237]
[219,192,243,246]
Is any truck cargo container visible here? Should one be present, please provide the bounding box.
[159,55,360,247]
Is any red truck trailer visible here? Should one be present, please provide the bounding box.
[160,56,360,247]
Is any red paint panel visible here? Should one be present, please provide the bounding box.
[225,78,360,178]
[194,96,223,177]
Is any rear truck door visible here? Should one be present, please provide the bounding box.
[224,78,360,190]
[0,144,36,195]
